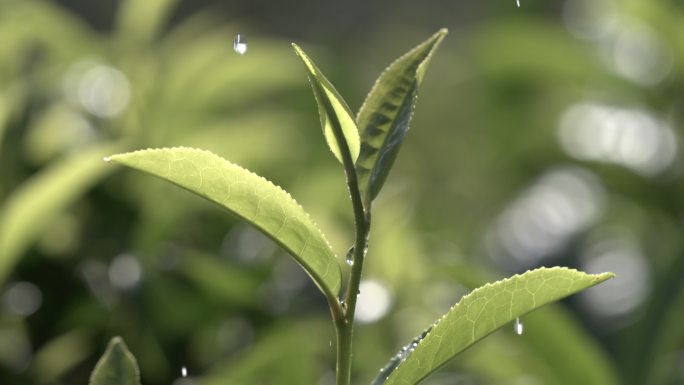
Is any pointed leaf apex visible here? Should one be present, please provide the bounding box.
[292,43,361,165]
[90,336,141,385]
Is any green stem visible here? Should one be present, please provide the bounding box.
[335,155,371,385]
[335,317,352,385]
[308,75,371,385]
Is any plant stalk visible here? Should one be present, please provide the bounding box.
[335,149,371,385]
[310,75,372,385]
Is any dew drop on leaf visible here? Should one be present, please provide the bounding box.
[514,317,524,335]
[370,327,432,385]
[233,33,248,55]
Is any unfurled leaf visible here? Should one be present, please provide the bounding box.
[292,44,360,165]
[356,29,447,206]
[106,147,342,300]
[378,267,614,385]
[89,337,141,385]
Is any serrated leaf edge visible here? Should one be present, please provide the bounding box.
[355,28,447,124]
[107,146,340,296]
[383,266,614,385]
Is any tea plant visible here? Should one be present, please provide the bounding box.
[93,29,613,385]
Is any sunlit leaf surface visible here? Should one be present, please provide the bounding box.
[356,29,447,205]
[380,267,614,385]
[107,147,342,300]
[292,44,360,165]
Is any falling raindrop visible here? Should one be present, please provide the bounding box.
[345,246,355,266]
[233,34,248,55]
[514,317,524,335]
[516,0,520,7]
[181,366,188,377]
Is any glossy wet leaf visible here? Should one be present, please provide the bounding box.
[0,142,124,284]
[356,29,447,205]
[292,44,360,165]
[106,147,342,300]
[89,337,140,385]
[380,267,614,385]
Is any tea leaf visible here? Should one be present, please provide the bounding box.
[356,29,447,205]
[107,147,342,300]
[292,44,360,165]
[89,337,140,385]
[379,267,614,385]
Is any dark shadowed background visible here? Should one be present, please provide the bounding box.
[1,0,683,384]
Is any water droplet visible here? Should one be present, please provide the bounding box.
[329,340,332,347]
[516,0,520,7]
[514,317,524,335]
[345,246,355,266]
[103,156,111,163]
[181,366,188,377]
[370,326,432,385]
[233,34,248,55]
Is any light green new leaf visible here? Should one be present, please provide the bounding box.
[89,337,141,385]
[106,147,342,300]
[356,29,447,205]
[292,44,360,165]
[379,267,614,385]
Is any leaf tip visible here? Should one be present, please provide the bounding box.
[103,335,131,357]
[291,43,305,57]
[595,271,616,282]
[104,153,126,164]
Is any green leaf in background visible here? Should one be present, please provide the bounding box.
[355,29,447,206]
[292,44,360,165]
[0,142,125,285]
[378,267,614,385]
[0,91,10,151]
[89,337,141,385]
[106,147,342,300]
[116,0,179,44]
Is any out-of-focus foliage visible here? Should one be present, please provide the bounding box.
[0,0,683,384]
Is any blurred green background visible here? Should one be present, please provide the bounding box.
[1,0,683,384]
